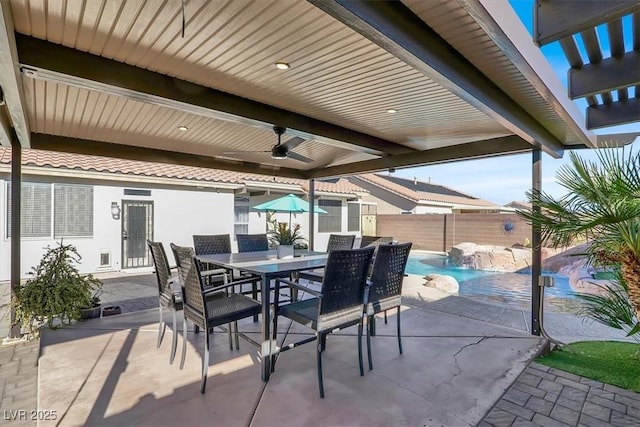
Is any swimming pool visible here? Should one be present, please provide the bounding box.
[406,253,580,313]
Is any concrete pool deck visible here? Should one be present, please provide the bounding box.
[1,273,637,426]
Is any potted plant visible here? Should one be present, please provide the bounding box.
[79,288,103,320]
[269,222,306,258]
[12,241,102,338]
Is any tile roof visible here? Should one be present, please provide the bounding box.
[0,148,366,195]
[357,173,498,207]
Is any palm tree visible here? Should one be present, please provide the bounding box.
[518,149,640,327]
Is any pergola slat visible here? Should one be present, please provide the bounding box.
[569,51,640,100]
[587,98,640,129]
[534,1,640,46]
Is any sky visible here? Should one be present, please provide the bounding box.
[392,0,640,206]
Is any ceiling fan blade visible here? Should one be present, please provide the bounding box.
[286,151,314,163]
[283,136,305,150]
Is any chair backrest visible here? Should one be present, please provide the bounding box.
[326,234,355,251]
[193,234,231,255]
[170,243,206,321]
[148,240,173,299]
[360,236,394,248]
[368,242,412,303]
[237,233,269,252]
[319,246,375,316]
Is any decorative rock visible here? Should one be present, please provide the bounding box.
[423,274,459,294]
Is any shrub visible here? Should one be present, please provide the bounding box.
[12,242,102,337]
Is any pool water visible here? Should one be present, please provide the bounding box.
[406,254,581,313]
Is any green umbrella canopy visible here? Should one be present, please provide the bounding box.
[252,194,327,214]
[253,194,327,230]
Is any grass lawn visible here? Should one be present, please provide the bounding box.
[536,341,640,392]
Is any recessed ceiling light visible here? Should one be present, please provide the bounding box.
[386,109,398,113]
[178,125,188,131]
[275,62,290,70]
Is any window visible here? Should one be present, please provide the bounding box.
[318,199,342,232]
[347,202,360,232]
[234,196,250,239]
[7,182,94,238]
[54,184,94,237]
[7,182,52,238]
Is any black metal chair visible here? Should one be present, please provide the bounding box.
[365,242,412,371]
[359,236,394,248]
[236,233,269,252]
[147,240,183,365]
[298,234,356,284]
[171,243,261,394]
[272,246,375,398]
[193,234,261,321]
[171,243,239,352]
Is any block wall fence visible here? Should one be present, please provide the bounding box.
[377,213,531,252]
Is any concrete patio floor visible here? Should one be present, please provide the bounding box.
[36,276,548,427]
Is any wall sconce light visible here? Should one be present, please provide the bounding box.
[111,202,121,220]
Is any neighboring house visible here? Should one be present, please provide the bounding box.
[348,173,506,215]
[0,148,368,280]
[503,201,532,211]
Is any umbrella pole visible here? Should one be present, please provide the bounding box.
[289,212,292,229]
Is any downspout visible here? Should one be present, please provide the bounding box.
[531,149,542,336]
[309,179,315,251]
[10,137,21,338]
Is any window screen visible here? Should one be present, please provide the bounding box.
[234,196,250,239]
[347,202,360,232]
[7,182,52,238]
[54,184,94,237]
[318,199,342,232]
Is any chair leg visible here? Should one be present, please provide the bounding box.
[384,310,388,324]
[397,306,403,355]
[317,334,325,398]
[369,315,376,337]
[170,309,178,364]
[227,322,233,350]
[271,309,279,373]
[366,315,373,371]
[252,281,258,322]
[157,304,165,348]
[234,321,240,350]
[180,313,187,370]
[357,322,364,376]
[201,327,210,394]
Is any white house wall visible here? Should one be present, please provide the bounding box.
[0,176,362,280]
[0,178,235,281]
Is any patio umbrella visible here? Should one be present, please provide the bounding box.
[252,194,326,228]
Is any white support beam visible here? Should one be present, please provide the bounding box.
[0,0,29,148]
[534,1,640,46]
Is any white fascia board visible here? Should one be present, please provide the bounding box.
[477,0,597,148]
[0,165,242,189]
[242,181,302,193]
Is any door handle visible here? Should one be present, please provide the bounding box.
[122,230,128,239]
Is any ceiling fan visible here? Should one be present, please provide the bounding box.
[222,126,314,163]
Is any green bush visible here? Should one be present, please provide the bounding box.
[12,242,102,337]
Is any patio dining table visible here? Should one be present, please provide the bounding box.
[196,249,328,381]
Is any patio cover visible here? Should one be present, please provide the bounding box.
[0,0,615,178]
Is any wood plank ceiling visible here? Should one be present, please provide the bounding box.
[0,0,598,179]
